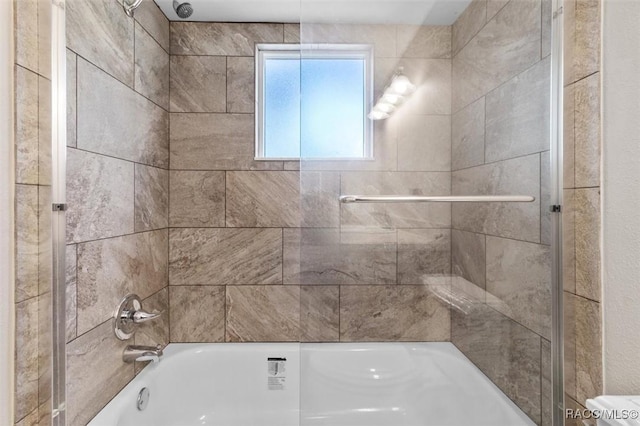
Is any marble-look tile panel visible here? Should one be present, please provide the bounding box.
[169,171,225,227]
[227,57,255,113]
[572,0,600,83]
[451,97,484,171]
[451,305,541,423]
[541,338,552,426]
[170,113,282,170]
[169,228,282,285]
[15,66,39,185]
[38,293,52,409]
[341,171,451,229]
[396,25,451,58]
[134,164,169,232]
[564,84,575,188]
[452,154,540,242]
[542,0,553,59]
[486,0,510,20]
[16,184,39,302]
[563,190,576,293]
[66,244,77,343]
[169,56,226,113]
[15,297,39,422]
[451,229,486,289]
[66,149,134,244]
[340,286,450,341]
[38,77,52,186]
[77,59,169,168]
[284,23,300,43]
[564,291,577,401]
[397,229,451,284]
[575,188,600,301]
[38,0,51,79]
[226,286,300,342]
[301,24,396,57]
[541,152,551,245]
[452,0,486,55]
[576,296,602,403]
[15,0,38,72]
[66,0,134,87]
[37,186,52,297]
[300,286,339,342]
[574,73,600,188]
[284,161,300,171]
[397,115,451,172]
[283,228,396,285]
[300,171,341,228]
[171,22,283,55]
[485,56,551,162]
[135,23,169,109]
[170,286,225,342]
[15,408,39,426]
[134,0,170,52]
[226,171,300,227]
[66,321,133,426]
[76,229,168,335]
[563,0,576,86]
[486,236,552,339]
[67,50,77,148]
[452,0,541,112]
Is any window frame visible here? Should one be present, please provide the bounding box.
[254,43,374,160]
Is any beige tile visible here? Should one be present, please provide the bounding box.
[284,161,300,171]
[66,321,133,426]
[66,244,77,343]
[38,293,52,408]
[171,22,283,55]
[452,0,541,112]
[542,0,553,58]
[541,338,552,426]
[15,297,39,422]
[572,0,600,83]
[15,0,39,72]
[76,230,168,335]
[135,23,169,109]
[451,305,541,423]
[563,190,576,293]
[283,228,396,285]
[226,171,300,227]
[301,24,396,57]
[565,395,587,426]
[341,171,451,228]
[575,188,600,301]
[169,171,225,227]
[563,0,576,86]
[451,97,484,171]
[485,56,550,162]
[396,25,451,58]
[16,184,39,302]
[574,73,600,188]
[452,0,486,55]
[575,296,602,402]
[15,66,39,185]
[66,149,134,243]
[486,0,510,20]
[15,408,39,426]
[227,57,254,113]
[37,186,52,298]
[300,286,339,342]
[38,76,52,186]
[340,286,450,342]
[284,23,300,43]
[564,84,575,188]
[486,236,552,339]
[77,59,169,168]
[300,171,341,228]
[169,56,226,113]
[170,286,225,342]
[66,0,134,87]
[169,228,282,285]
[134,164,168,232]
[67,50,77,148]
[134,0,170,52]
[541,152,551,245]
[451,229,486,288]
[452,154,541,242]
[397,115,451,172]
[170,113,282,170]
[397,229,451,284]
[37,0,51,79]
[226,286,300,342]
[564,291,577,400]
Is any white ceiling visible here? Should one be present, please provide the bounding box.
[154,0,473,25]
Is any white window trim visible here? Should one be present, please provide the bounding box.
[254,43,374,161]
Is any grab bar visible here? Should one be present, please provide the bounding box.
[339,195,535,203]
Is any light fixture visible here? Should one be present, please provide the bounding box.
[368,68,416,120]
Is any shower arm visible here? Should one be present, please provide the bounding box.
[339,195,536,203]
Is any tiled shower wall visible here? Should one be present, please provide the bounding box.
[14,0,53,423]
[449,0,553,424]
[63,0,171,424]
[167,22,454,343]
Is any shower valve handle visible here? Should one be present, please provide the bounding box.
[131,310,161,324]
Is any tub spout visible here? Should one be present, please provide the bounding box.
[123,344,163,364]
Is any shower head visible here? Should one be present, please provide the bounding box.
[173,0,194,19]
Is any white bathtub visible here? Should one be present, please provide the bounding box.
[89,342,534,426]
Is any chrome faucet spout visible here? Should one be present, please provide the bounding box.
[123,344,163,364]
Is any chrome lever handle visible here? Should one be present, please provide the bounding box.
[132,310,161,323]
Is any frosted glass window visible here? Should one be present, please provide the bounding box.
[256,45,373,159]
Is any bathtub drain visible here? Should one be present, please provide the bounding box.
[137,387,150,411]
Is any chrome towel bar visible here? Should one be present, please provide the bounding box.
[339,195,536,203]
